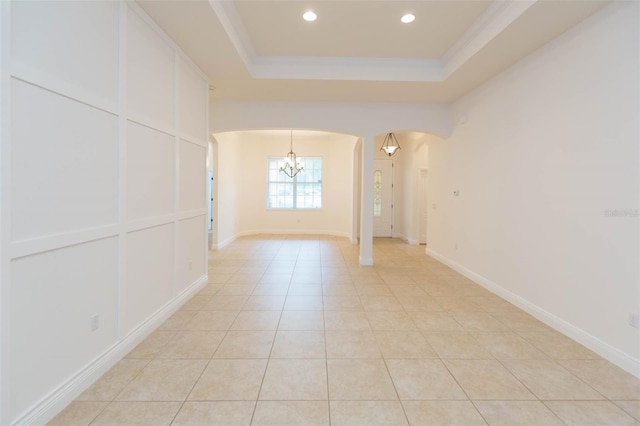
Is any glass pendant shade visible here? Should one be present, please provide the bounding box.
[380,132,401,157]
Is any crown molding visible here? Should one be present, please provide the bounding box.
[209,0,538,83]
[207,0,256,71]
[252,56,443,82]
[442,0,537,78]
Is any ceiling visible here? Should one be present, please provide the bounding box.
[138,0,609,103]
[234,1,492,58]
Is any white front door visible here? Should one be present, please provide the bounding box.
[373,159,393,237]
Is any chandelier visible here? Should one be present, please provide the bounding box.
[380,132,401,157]
[280,130,304,178]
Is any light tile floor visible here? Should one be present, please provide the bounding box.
[50,236,640,425]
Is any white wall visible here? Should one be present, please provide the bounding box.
[427,1,639,375]
[211,101,452,139]
[213,131,357,246]
[378,133,432,243]
[410,141,430,244]
[1,2,209,424]
[213,133,241,246]
[210,103,452,254]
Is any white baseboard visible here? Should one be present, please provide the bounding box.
[19,275,208,426]
[212,230,353,250]
[242,229,352,239]
[425,248,640,378]
[359,256,374,266]
[213,234,237,250]
[389,233,420,246]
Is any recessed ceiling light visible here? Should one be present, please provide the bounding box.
[303,11,317,22]
[401,13,415,24]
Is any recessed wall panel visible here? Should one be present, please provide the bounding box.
[11,80,118,241]
[11,0,118,103]
[126,7,174,128]
[176,215,206,293]
[10,238,118,420]
[127,122,175,220]
[177,57,207,140]
[123,224,174,335]
[178,140,206,211]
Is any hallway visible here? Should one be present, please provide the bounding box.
[51,236,640,425]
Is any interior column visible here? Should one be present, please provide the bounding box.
[359,134,374,265]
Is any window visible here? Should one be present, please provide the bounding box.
[267,157,322,209]
[374,169,382,217]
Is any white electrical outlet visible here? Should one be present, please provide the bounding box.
[90,315,99,331]
[454,243,458,250]
[629,312,639,328]
[188,260,193,270]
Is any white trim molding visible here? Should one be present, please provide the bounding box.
[358,256,374,266]
[426,248,640,378]
[208,0,538,83]
[12,275,207,426]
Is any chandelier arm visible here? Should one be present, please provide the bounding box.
[280,130,304,178]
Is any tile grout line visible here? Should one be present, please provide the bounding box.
[249,239,297,425]
[172,249,268,424]
[60,236,640,425]
[169,274,236,425]
[320,242,335,425]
